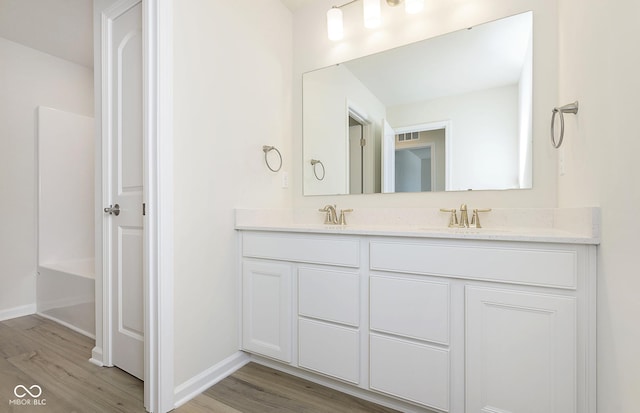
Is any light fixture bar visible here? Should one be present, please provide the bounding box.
[327,0,423,41]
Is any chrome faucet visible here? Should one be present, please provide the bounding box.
[319,204,338,224]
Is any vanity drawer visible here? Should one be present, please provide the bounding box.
[370,275,449,344]
[298,318,359,384]
[243,232,359,268]
[298,267,360,327]
[370,241,577,289]
[370,333,450,411]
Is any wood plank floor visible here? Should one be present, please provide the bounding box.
[1,315,400,413]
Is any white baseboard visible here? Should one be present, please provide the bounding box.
[36,311,95,339]
[173,351,250,408]
[0,303,37,322]
[90,346,105,367]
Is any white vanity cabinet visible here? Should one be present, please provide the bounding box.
[369,238,595,413]
[240,231,363,382]
[239,229,596,413]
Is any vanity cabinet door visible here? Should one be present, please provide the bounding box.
[242,259,292,362]
[465,286,576,413]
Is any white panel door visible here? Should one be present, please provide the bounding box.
[466,286,576,413]
[107,0,144,380]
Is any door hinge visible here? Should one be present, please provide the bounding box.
[360,138,366,147]
[143,203,146,216]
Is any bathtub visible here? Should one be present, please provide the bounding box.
[37,258,95,339]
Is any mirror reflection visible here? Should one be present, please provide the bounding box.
[303,11,533,196]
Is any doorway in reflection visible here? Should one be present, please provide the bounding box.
[394,127,446,192]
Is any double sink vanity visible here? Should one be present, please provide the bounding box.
[235,207,599,413]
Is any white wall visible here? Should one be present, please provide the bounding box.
[388,85,520,191]
[37,107,94,266]
[0,37,93,320]
[172,0,292,388]
[557,0,640,411]
[293,0,558,209]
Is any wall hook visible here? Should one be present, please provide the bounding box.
[551,101,579,148]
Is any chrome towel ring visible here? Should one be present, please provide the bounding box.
[551,101,579,148]
[263,145,282,172]
[310,159,325,180]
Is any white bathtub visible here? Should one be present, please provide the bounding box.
[37,258,95,338]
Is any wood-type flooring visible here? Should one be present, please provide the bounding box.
[0,315,399,413]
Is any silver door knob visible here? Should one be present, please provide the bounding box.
[103,204,120,216]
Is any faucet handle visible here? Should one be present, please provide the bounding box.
[440,208,459,227]
[338,209,353,225]
[470,208,492,228]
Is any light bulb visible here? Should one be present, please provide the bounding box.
[327,7,344,41]
[405,0,424,14]
[363,0,381,28]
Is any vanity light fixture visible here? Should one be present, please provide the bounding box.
[327,0,425,41]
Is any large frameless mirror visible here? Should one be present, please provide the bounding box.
[303,11,533,196]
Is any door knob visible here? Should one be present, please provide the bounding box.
[104,204,121,216]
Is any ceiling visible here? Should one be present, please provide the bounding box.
[0,0,94,68]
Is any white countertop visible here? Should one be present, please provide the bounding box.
[235,207,601,245]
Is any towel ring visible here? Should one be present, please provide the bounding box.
[551,101,579,148]
[310,159,325,180]
[263,145,282,172]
